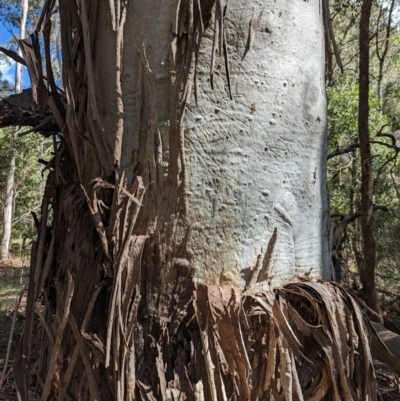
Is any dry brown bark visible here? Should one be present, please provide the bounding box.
[371,322,400,377]
[2,0,399,400]
[358,0,382,320]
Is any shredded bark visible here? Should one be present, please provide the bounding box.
[3,1,400,400]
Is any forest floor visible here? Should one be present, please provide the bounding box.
[0,259,399,400]
[0,259,28,400]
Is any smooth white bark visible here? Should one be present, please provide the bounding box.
[15,0,28,94]
[71,0,333,287]
[1,153,15,260]
[185,1,332,287]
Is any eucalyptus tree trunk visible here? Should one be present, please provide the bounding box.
[14,1,364,400]
[1,152,15,260]
[0,0,28,260]
[59,0,332,287]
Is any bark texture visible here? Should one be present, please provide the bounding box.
[57,0,333,288]
[10,0,386,400]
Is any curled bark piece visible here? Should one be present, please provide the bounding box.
[370,322,400,376]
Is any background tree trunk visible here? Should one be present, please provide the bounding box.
[358,0,382,319]
[1,152,15,260]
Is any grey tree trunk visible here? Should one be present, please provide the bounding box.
[14,1,368,400]
[0,0,28,260]
[65,0,332,287]
[1,153,15,260]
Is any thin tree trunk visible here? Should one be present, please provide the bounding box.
[15,0,28,94]
[358,0,382,319]
[1,152,15,260]
[54,12,62,87]
[1,0,28,260]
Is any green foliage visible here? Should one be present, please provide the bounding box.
[0,0,43,33]
[328,83,360,152]
[374,205,400,283]
[328,82,390,215]
[0,70,12,94]
[382,35,400,130]
[0,128,51,244]
[327,0,400,299]
[0,0,55,254]
[331,0,362,18]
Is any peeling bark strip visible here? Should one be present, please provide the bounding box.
[6,0,388,400]
[2,0,334,286]
[17,225,382,401]
[10,161,385,400]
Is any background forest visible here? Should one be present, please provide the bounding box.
[1,0,400,320]
[327,0,400,319]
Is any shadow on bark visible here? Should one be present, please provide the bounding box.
[7,163,399,401]
[1,1,399,398]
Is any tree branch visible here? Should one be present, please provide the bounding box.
[0,89,59,133]
[328,143,360,159]
[332,204,388,246]
[328,132,399,161]
[0,46,26,66]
